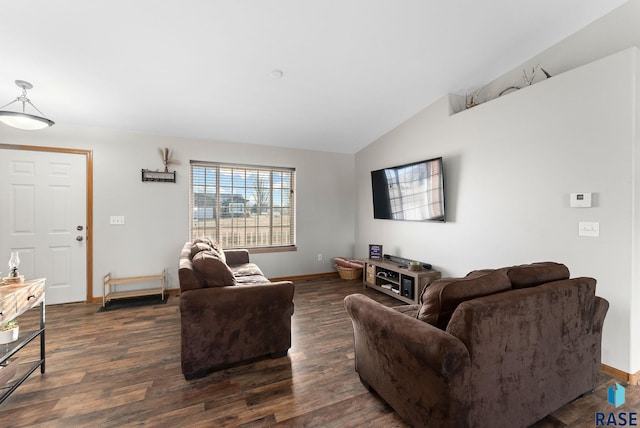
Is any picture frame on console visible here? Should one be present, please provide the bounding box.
[369,244,383,259]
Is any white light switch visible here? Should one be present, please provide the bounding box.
[578,221,599,237]
[110,216,125,225]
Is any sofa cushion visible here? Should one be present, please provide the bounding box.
[465,269,494,278]
[211,241,227,265]
[504,262,569,289]
[190,242,212,258]
[191,238,227,265]
[234,275,271,285]
[193,237,214,246]
[192,250,237,287]
[417,270,511,329]
[393,304,420,318]
[231,263,265,278]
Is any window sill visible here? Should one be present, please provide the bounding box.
[246,245,297,254]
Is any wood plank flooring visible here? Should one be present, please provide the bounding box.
[0,277,637,427]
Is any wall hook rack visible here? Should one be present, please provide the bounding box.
[141,169,176,182]
[141,147,177,182]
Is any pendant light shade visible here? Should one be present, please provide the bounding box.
[0,80,55,130]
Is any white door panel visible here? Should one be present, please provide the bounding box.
[1,149,86,304]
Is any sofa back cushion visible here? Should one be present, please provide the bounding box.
[191,240,227,265]
[503,262,569,289]
[417,270,511,329]
[193,237,213,246]
[192,250,237,287]
[211,242,227,265]
[190,242,212,258]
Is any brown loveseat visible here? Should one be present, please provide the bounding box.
[344,262,608,428]
[179,239,294,379]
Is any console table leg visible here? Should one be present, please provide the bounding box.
[40,301,45,373]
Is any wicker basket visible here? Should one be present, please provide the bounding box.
[337,266,363,280]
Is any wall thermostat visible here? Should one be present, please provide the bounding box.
[570,192,592,208]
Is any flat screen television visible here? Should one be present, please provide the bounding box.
[371,156,445,222]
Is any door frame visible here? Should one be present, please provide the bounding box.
[0,143,93,302]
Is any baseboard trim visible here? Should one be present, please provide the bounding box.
[270,272,339,282]
[602,364,640,385]
[89,274,342,304]
[89,287,180,304]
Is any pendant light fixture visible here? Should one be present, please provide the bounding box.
[0,80,55,130]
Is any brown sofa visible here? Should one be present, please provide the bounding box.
[344,262,609,428]
[178,240,294,379]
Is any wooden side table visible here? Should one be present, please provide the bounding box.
[0,278,46,405]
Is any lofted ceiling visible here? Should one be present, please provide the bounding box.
[0,1,627,154]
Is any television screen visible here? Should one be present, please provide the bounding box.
[371,157,445,222]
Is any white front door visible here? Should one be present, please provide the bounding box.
[0,149,87,304]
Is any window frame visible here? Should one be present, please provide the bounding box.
[189,161,296,253]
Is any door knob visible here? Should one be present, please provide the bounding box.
[76,236,84,241]
[77,225,84,231]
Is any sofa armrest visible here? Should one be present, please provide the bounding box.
[224,249,250,266]
[180,281,294,378]
[344,294,469,380]
[344,293,471,427]
[265,280,296,292]
[594,296,609,335]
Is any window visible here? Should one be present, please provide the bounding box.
[190,161,296,251]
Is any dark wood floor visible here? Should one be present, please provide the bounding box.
[0,277,637,427]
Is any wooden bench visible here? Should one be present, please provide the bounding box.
[102,270,166,307]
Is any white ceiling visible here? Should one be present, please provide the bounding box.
[0,1,627,154]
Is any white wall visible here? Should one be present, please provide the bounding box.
[451,0,640,377]
[633,51,640,382]
[479,0,640,109]
[0,126,355,297]
[355,48,639,375]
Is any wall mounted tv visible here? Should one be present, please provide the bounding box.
[371,156,445,222]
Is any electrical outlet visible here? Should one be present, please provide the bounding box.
[110,216,125,225]
[317,253,323,261]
